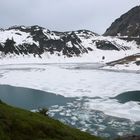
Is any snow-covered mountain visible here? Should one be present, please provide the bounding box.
[0,25,139,65]
[102,5,140,71]
[0,6,140,70]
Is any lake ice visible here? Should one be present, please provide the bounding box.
[0,63,140,138]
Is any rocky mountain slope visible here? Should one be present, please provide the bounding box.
[104,6,140,44]
[0,26,97,57]
[0,25,139,64]
[104,53,140,72]
[102,5,140,71]
[0,6,140,69]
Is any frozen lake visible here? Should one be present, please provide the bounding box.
[0,63,140,138]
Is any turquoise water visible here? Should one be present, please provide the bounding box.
[0,85,140,139]
[0,85,74,110]
[112,91,140,103]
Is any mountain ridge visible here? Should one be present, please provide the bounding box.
[0,25,139,63]
[0,6,140,67]
[104,6,140,38]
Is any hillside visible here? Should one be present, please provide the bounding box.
[0,25,139,65]
[0,100,102,140]
[103,53,140,71]
[104,6,140,37]
[104,6,140,44]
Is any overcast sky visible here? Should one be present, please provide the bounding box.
[0,0,139,34]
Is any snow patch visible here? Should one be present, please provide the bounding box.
[0,29,39,46]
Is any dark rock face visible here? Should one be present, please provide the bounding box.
[0,26,97,57]
[95,40,120,51]
[104,6,140,37]
[0,25,131,58]
[106,53,140,66]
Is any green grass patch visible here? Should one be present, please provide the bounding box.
[0,101,102,140]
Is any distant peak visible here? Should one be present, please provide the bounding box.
[104,5,140,37]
